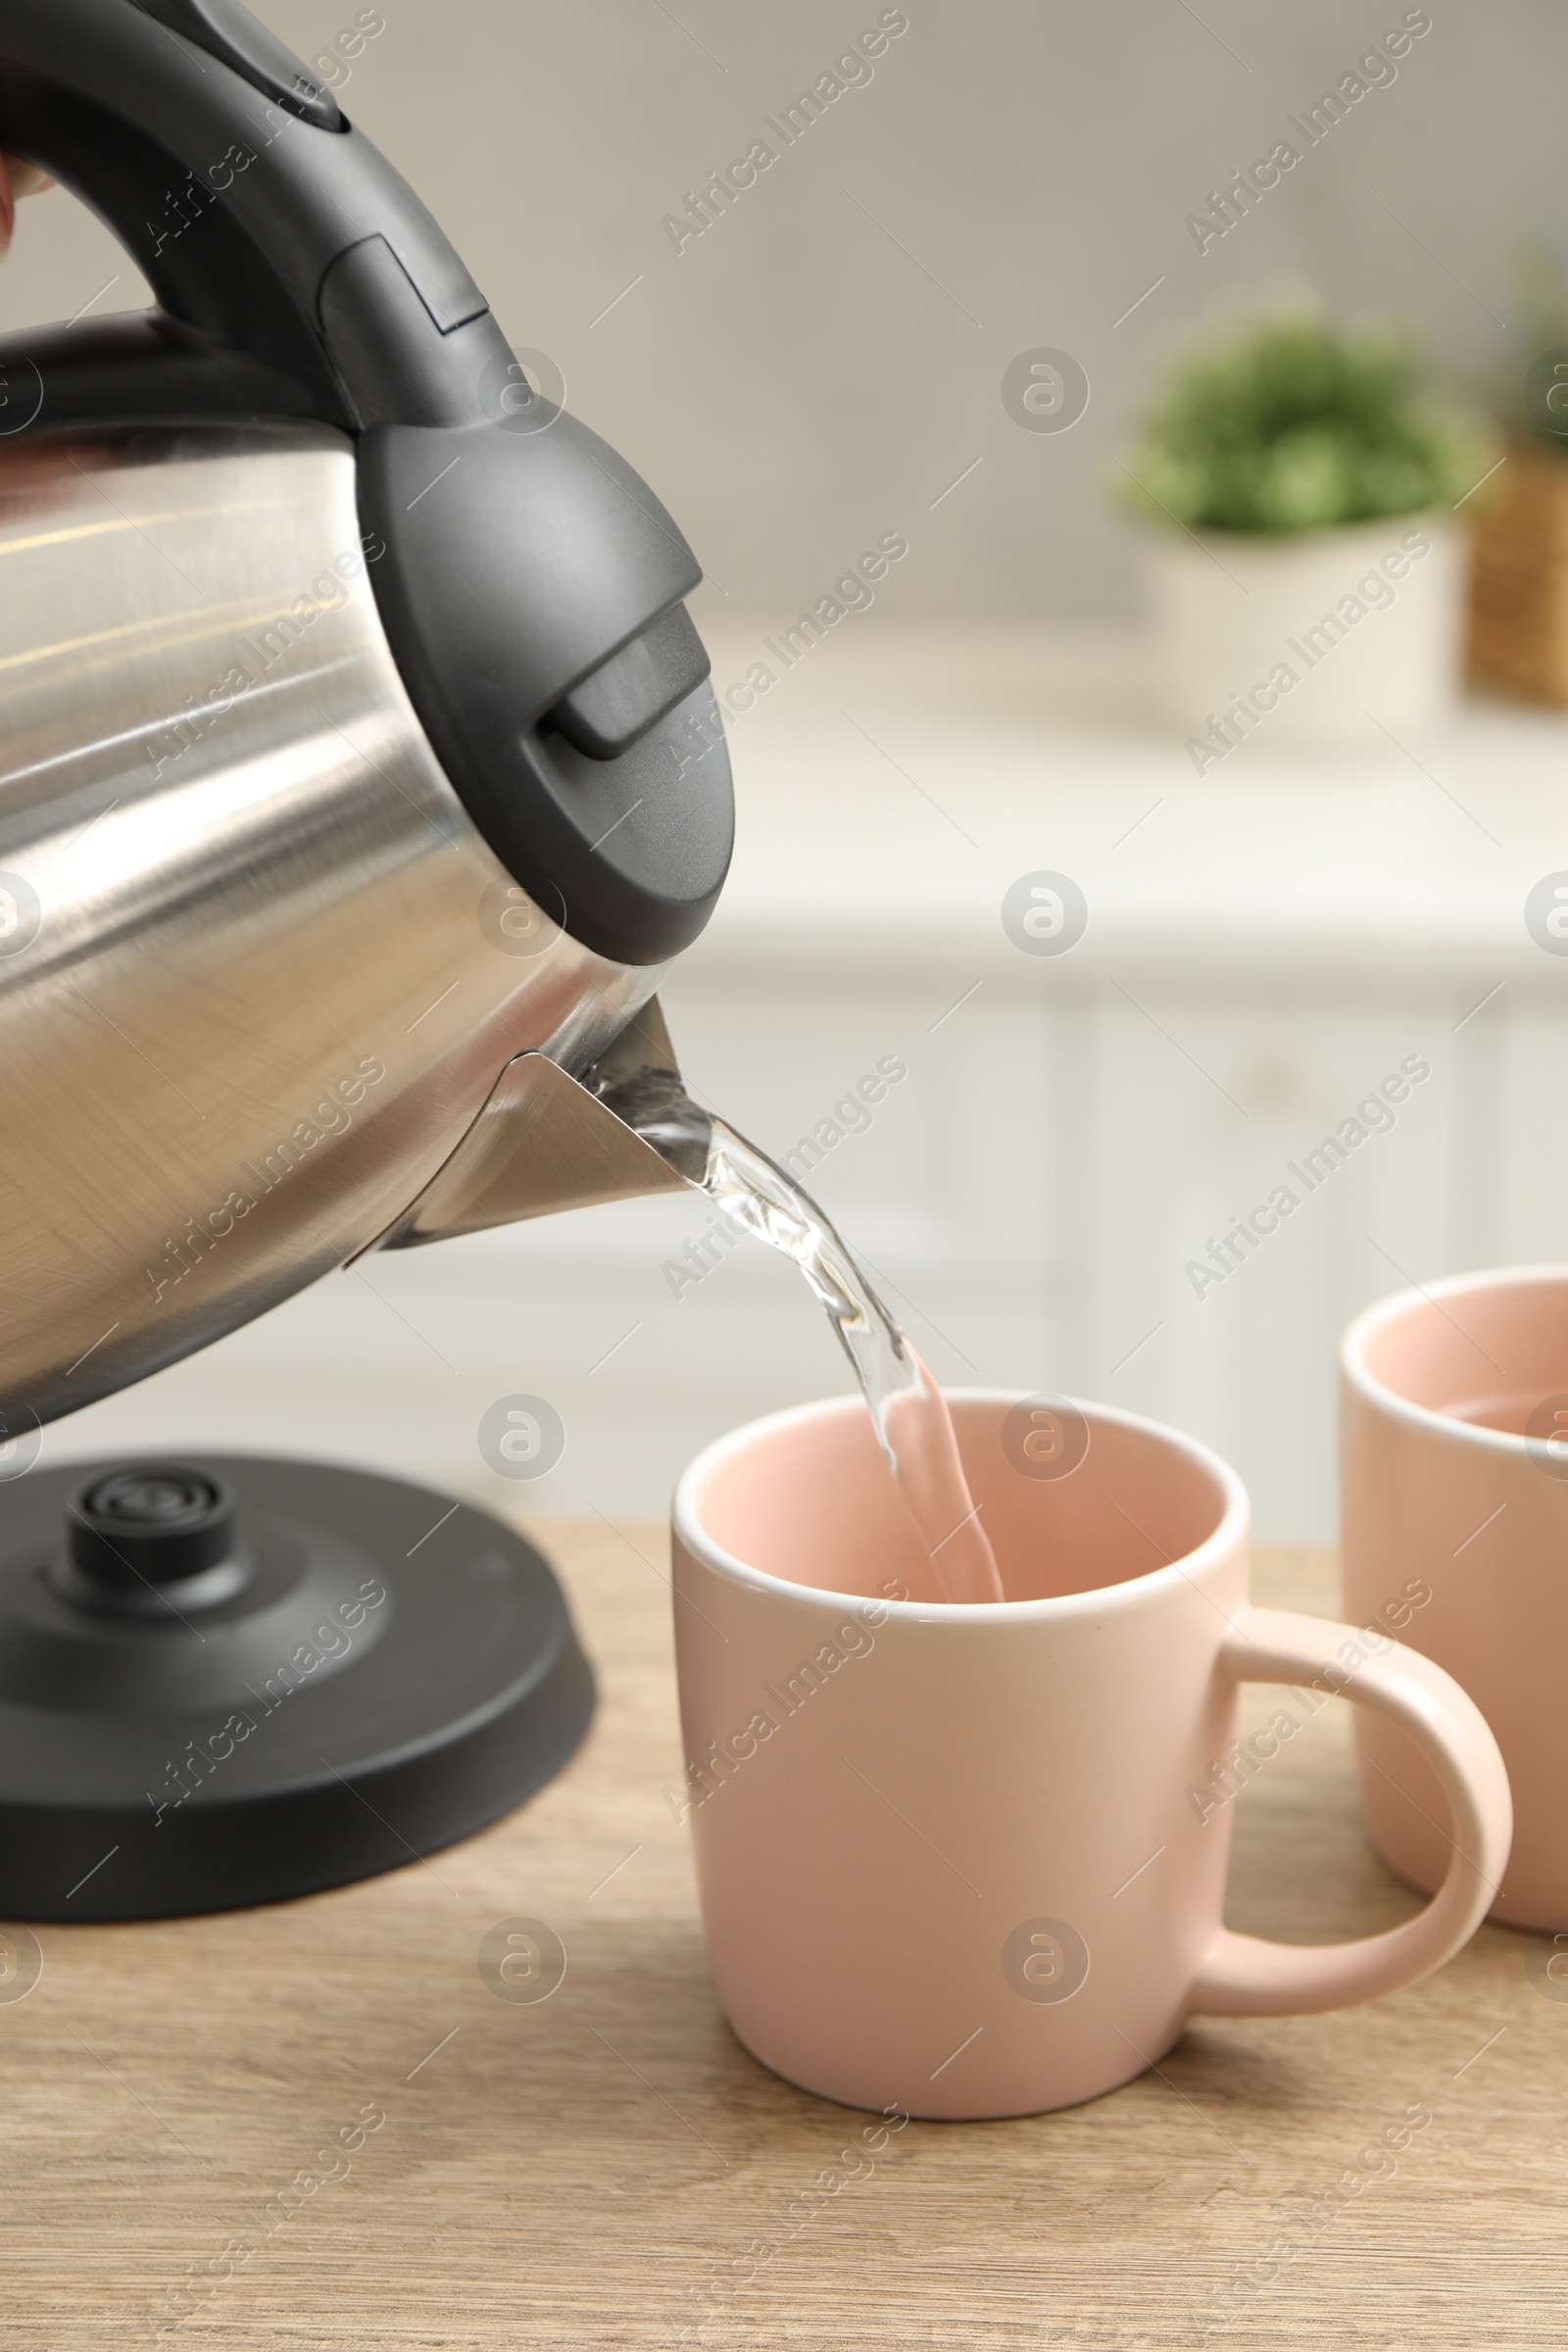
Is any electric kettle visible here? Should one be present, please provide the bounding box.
[0,0,733,1921]
[0,0,730,1440]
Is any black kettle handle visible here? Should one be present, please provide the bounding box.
[0,0,508,427]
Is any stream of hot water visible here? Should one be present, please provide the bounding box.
[606,1070,1004,1605]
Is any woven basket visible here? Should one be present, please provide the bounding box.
[1467,436,1568,706]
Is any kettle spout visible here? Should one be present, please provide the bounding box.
[373,999,711,1250]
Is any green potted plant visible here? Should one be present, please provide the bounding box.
[1117,312,1492,760]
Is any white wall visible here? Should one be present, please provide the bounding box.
[0,0,1557,620]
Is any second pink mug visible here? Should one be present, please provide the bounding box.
[1343,1265,1568,1930]
[671,1392,1511,2119]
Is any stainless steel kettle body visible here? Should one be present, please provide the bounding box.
[0,0,734,1438]
[0,419,693,1429]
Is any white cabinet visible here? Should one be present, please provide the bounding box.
[51,627,1568,1543]
[649,963,1559,1544]
[1082,990,1463,1538]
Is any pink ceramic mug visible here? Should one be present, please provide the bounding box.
[671,1392,1511,2120]
[1342,1265,1568,1930]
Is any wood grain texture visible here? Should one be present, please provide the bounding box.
[4,1525,1564,2350]
[1467,435,1568,709]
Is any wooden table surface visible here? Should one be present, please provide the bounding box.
[6,1524,1564,2350]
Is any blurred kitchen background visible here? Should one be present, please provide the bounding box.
[6,0,1568,1542]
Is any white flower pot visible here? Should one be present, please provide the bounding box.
[1143,514,1466,760]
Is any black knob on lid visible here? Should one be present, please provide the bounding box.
[69,1465,237,1592]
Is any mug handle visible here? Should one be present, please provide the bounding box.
[1189,1607,1512,2018]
